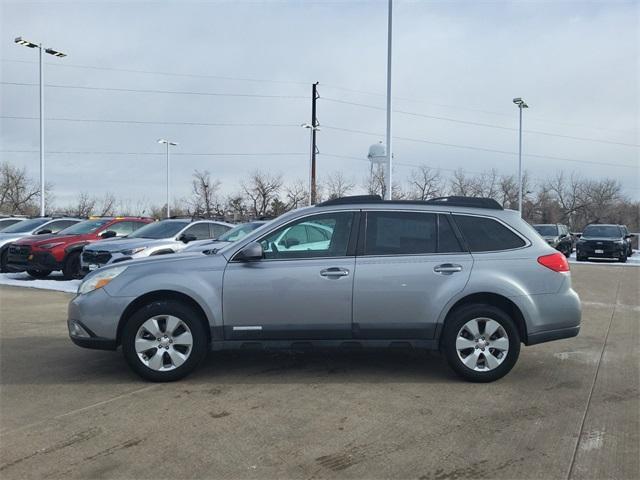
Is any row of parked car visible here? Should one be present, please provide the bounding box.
[0,215,269,279]
[532,223,635,262]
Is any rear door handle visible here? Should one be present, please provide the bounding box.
[434,263,463,274]
[320,267,350,277]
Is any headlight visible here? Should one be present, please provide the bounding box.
[40,242,64,249]
[614,240,624,245]
[120,247,146,256]
[78,266,127,295]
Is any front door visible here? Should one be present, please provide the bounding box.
[222,211,356,340]
[352,211,473,339]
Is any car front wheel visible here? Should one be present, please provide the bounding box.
[122,300,208,382]
[442,304,520,382]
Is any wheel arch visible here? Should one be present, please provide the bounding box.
[117,290,212,347]
[437,292,528,346]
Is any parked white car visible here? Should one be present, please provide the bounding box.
[80,219,232,273]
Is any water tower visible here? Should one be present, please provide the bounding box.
[367,141,386,176]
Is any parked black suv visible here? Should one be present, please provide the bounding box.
[532,224,574,257]
[576,224,631,263]
[619,225,634,257]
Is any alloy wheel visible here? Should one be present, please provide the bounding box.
[455,317,510,371]
[135,315,193,371]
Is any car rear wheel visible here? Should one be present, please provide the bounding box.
[442,304,520,382]
[62,251,82,279]
[122,300,208,382]
[27,269,51,279]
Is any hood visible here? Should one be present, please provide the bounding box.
[14,233,91,246]
[581,236,622,242]
[84,237,172,252]
[0,232,32,247]
[98,248,222,270]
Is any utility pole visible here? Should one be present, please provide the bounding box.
[384,0,393,200]
[311,82,319,205]
[14,37,66,216]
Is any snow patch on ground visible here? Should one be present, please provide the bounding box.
[568,250,640,267]
[580,429,605,451]
[0,272,80,294]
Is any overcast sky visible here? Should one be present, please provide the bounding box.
[1,0,638,209]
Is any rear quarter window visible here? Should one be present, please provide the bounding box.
[453,215,526,252]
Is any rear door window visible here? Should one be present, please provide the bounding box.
[183,222,212,240]
[453,215,526,252]
[364,212,437,255]
[438,215,463,253]
[45,220,78,233]
[210,223,231,239]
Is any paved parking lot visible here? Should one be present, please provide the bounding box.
[0,264,638,479]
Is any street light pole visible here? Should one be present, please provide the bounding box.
[14,37,66,217]
[157,139,178,218]
[384,0,393,200]
[513,97,529,216]
[301,123,320,206]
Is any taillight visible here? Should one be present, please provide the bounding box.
[537,252,570,272]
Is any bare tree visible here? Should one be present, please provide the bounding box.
[0,162,40,215]
[70,192,97,218]
[324,171,355,200]
[364,164,387,198]
[284,180,309,210]
[96,192,116,216]
[242,170,283,217]
[190,170,222,217]
[407,165,442,200]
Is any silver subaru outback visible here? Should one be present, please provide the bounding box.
[68,196,581,383]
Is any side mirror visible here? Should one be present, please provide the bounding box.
[625,234,633,239]
[35,229,52,235]
[179,233,197,244]
[575,233,582,238]
[100,230,117,239]
[559,233,567,239]
[234,241,263,262]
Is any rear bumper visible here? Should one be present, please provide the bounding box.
[526,325,580,346]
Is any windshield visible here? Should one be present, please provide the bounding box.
[217,222,264,242]
[128,220,189,239]
[58,219,111,235]
[0,217,49,233]
[583,225,621,238]
[533,225,558,236]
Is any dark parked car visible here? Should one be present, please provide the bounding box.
[532,224,574,257]
[619,225,634,257]
[576,224,631,263]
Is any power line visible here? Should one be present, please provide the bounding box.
[0,81,307,99]
[0,58,310,87]
[321,98,639,147]
[321,125,639,169]
[1,115,299,128]
[0,150,306,157]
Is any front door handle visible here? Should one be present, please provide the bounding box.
[320,267,350,278]
[434,263,463,274]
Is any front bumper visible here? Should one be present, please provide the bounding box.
[68,287,134,349]
[577,244,624,259]
[6,246,61,272]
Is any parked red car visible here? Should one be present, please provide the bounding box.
[6,216,154,279]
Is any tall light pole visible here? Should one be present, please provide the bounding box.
[14,37,66,217]
[301,123,320,205]
[157,139,178,218]
[513,97,528,216]
[384,0,393,200]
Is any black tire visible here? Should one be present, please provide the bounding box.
[62,251,82,279]
[576,254,587,262]
[561,245,571,258]
[441,303,521,383]
[619,252,627,263]
[27,269,52,279]
[0,249,8,273]
[122,300,208,382]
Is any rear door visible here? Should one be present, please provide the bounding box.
[352,211,472,339]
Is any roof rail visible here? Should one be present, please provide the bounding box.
[315,195,502,210]
[423,196,503,210]
[316,195,382,206]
